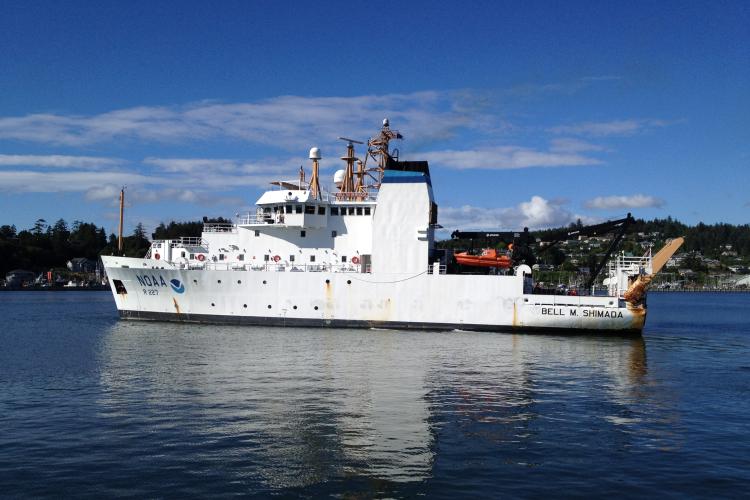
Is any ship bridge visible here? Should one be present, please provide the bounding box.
[235,188,376,229]
[143,119,438,277]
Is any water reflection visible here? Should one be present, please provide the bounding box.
[97,323,659,488]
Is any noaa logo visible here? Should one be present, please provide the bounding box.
[170,279,185,294]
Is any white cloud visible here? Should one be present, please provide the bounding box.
[549,119,669,137]
[440,196,589,231]
[144,158,245,173]
[131,187,245,207]
[143,157,293,176]
[0,170,162,193]
[584,194,664,210]
[0,91,488,149]
[549,138,608,153]
[0,154,123,168]
[0,151,305,209]
[421,145,602,169]
[85,184,244,207]
[84,184,123,201]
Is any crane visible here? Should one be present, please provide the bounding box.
[450,214,636,288]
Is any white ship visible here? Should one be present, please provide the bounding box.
[102,120,682,334]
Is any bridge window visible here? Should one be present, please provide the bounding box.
[341,256,347,263]
[318,206,326,215]
[219,254,225,261]
[238,254,245,261]
[264,255,270,261]
[364,207,371,215]
[304,205,315,214]
[330,207,339,215]
[310,255,316,262]
[348,207,355,215]
[295,205,302,213]
[255,230,260,237]
[301,230,306,238]
[356,207,363,215]
[289,255,295,262]
[285,205,292,214]
[189,253,195,259]
[331,230,337,238]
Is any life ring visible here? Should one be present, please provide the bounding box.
[197,254,205,262]
[351,256,360,264]
[273,255,281,262]
[154,253,160,260]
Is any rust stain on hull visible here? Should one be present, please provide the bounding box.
[627,303,647,331]
[324,281,334,319]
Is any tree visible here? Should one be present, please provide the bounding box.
[133,222,147,240]
[152,220,203,240]
[549,247,567,267]
[122,222,151,257]
[70,222,107,260]
[50,219,71,258]
[32,219,48,235]
[0,225,17,239]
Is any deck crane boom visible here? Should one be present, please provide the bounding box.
[451,214,636,288]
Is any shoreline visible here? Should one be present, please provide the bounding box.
[0,286,110,292]
[2,287,748,294]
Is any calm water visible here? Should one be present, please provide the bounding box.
[1,292,748,498]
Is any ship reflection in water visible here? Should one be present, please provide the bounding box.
[97,323,666,492]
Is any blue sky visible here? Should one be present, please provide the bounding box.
[0,0,748,236]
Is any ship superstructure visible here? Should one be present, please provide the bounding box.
[102,120,682,334]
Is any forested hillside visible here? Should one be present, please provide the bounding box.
[2,215,749,278]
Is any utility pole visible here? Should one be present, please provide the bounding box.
[118,187,125,254]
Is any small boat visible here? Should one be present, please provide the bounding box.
[454,248,512,268]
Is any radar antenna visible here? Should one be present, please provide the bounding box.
[365,118,402,186]
[337,137,364,145]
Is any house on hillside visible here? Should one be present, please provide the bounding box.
[678,268,697,279]
[67,258,97,273]
[5,269,36,287]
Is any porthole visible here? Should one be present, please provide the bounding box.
[314,306,319,310]
[211,302,215,307]
[263,280,267,285]
[237,280,242,284]
[325,279,330,284]
[193,279,198,284]
[217,279,222,284]
[347,280,351,285]
[293,305,298,310]
[243,304,247,308]
[267,305,272,309]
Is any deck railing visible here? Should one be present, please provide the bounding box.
[182,262,367,273]
[169,237,205,247]
[203,223,237,233]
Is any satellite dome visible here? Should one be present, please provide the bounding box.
[309,147,321,160]
[382,118,389,127]
[333,169,345,187]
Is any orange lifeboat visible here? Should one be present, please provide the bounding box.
[454,248,512,268]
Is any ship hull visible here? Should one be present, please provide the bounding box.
[116,309,643,335]
[103,256,646,335]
